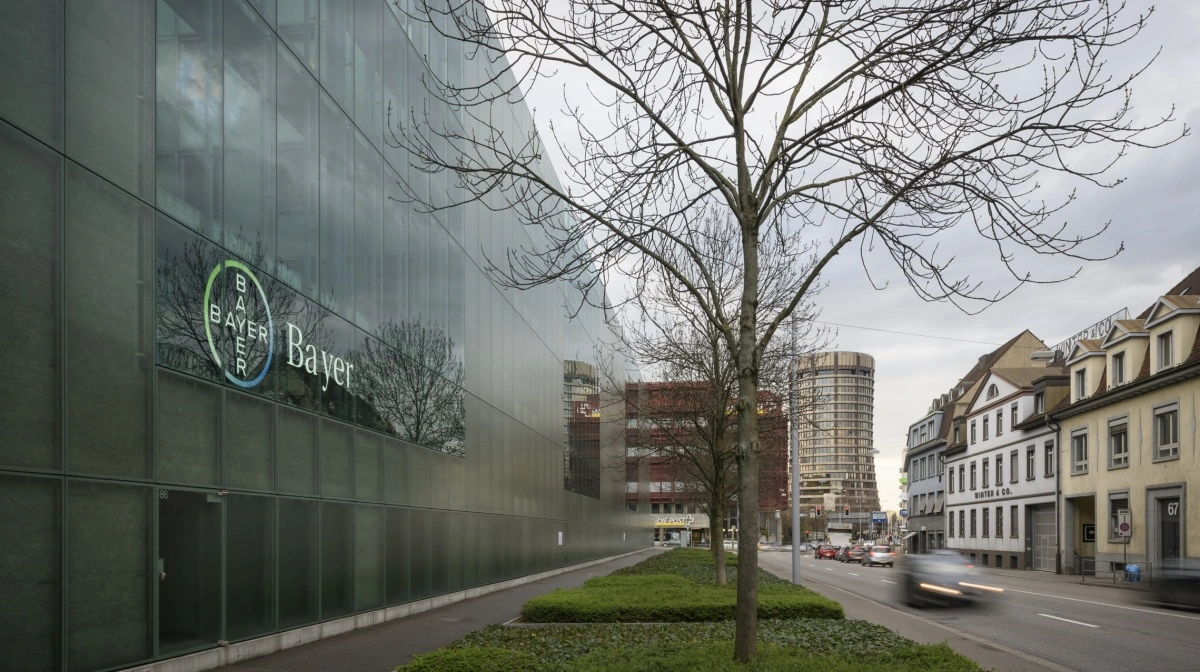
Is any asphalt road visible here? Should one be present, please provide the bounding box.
[759,549,1200,672]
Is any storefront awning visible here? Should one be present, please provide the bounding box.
[933,493,944,514]
[900,531,919,540]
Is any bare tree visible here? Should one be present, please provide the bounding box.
[622,208,826,585]
[395,0,1183,659]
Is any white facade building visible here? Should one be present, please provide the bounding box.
[945,367,1063,571]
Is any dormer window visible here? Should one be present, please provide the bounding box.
[1158,331,1174,369]
[1011,403,1019,426]
[1111,352,1125,386]
[1074,369,1086,401]
[1035,392,1045,414]
[986,384,999,399]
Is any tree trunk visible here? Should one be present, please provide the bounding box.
[732,226,761,662]
[711,500,726,586]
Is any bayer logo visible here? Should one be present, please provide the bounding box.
[202,260,275,388]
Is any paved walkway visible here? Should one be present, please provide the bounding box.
[216,549,659,672]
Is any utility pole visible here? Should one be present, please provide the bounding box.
[789,317,801,584]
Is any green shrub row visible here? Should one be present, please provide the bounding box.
[521,573,843,622]
[398,622,984,672]
[610,548,791,586]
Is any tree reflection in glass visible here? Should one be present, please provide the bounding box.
[351,319,465,457]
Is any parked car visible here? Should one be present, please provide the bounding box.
[861,545,895,567]
[896,550,1004,607]
[841,544,868,563]
[814,544,838,560]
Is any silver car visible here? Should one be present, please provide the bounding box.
[861,545,895,567]
[897,550,1004,607]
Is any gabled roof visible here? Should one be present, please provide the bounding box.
[1066,338,1104,365]
[1101,319,1148,347]
[989,366,1067,390]
[1144,295,1200,327]
[955,329,1045,408]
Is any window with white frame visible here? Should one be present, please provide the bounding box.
[949,511,955,537]
[995,453,1003,485]
[1074,368,1086,400]
[948,468,954,493]
[1010,449,1018,482]
[1071,431,1088,474]
[996,506,1003,538]
[970,461,976,489]
[982,508,989,537]
[959,509,965,537]
[970,509,977,537]
[987,384,998,399]
[958,465,964,492]
[982,459,989,488]
[1111,352,1125,386]
[1010,504,1018,537]
[1026,446,1036,480]
[997,410,1003,436]
[1108,418,1128,468]
[954,426,960,444]
[1035,392,1044,414]
[1011,403,1019,427]
[1155,404,1179,459]
[983,416,989,440]
[1158,331,1174,369]
[1108,493,1129,542]
[1044,441,1055,477]
[970,421,976,444]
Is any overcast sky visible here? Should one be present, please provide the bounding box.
[514,1,1200,510]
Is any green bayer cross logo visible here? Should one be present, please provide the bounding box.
[203,260,274,388]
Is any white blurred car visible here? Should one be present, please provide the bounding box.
[897,550,1004,607]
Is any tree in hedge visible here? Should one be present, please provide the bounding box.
[395,0,1183,660]
[621,210,826,586]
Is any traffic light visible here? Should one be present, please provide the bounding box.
[815,505,822,516]
[844,505,850,516]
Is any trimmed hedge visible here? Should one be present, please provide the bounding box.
[520,550,841,623]
[611,548,791,586]
[572,641,982,672]
[401,646,547,672]
[521,573,843,622]
[396,621,985,672]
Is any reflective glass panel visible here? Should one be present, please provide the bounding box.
[0,123,61,470]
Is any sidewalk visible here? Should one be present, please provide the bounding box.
[215,549,659,672]
[972,564,1151,591]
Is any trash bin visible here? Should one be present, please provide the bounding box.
[1124,564,1141,582]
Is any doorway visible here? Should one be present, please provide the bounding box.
[158,489,221,655]
[1158,496,1181,570]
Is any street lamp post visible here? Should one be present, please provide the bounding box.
[789,318,801,584]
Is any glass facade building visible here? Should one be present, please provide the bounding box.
[797,352,882,524]
[0,2,643,671]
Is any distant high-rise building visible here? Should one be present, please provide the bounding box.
[796,352,881,529]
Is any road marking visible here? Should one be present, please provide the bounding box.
[848,572,859,576]
[881,579,896,584]
[1039,613,1099,628]
[826,567,834,571]
[1006,588,1200,621]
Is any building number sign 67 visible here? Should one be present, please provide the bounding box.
[1167,502,1179,516]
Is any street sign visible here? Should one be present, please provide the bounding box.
[870,511,887,524]
[899,509,908,518]
[1117,509,1132,538]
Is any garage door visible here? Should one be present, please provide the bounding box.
[1032,507,1055,572]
